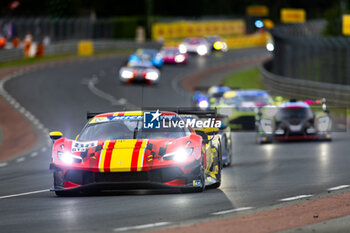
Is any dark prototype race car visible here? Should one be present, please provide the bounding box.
[256,100,332,143]
[49,109,223,196]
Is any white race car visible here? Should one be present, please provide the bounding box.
[119,60,160,85]
[179,37,211,56]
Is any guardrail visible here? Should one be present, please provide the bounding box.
[260,59,350,107]
[0,40,162,63]
[270,20,350,86]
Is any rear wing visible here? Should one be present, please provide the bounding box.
[194,86,240,93]
[142,107,218,118]
[304,98,328,112]
[87,112,106,120]
[87,107,221,120]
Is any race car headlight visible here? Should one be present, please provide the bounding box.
[198,100,209,109]
[121,70,133,79]
[175,54,185,63]
[222,42,228,51]
[57,151,82,164]
[197,45,208,56]
[145,71,159,81]
[317,117,330,132]
[261,119,273,134]
[266,42,274,52]
[163,148,193,162]
[179,44,187,53]
[213,41,223,50]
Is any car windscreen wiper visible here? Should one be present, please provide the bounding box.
[133,120,140,139]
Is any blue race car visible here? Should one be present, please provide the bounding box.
[193,86,232,109]
[129,49,164,68]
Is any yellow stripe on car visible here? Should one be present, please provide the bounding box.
[99,140,110,172]
[137,140,148,171]
[110,140,137,172]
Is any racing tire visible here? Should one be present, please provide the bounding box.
[222,135,232,167]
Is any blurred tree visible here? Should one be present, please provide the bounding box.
[0,0,341,20]
[323,4,342,36]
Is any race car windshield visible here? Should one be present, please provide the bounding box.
[224,96,270,106]
[78,119,190,141]
[186,38,202,44]
[277,108,311,119]
[206,36,221,42]
[129,65,151,69]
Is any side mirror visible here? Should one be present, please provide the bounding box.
[195,130,209,144]
[49,131,63,141]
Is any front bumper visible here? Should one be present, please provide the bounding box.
[120,76,158,85]
[51,161,202,192]
[258,132,331,142]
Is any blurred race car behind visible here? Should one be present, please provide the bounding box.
[160,46,188,64]
[256,99,332,143]
[205,36,228,52]
[129,48,164,68]
[219,90,272,130]
[119,60,160,85]
[179,37,211,56]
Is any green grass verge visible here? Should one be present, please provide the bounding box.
[0,49,133,69]
[222,67,264,90]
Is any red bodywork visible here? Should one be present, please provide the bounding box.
[161,47,188,64]
[50,112,206,191]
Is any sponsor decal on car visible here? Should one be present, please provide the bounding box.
[71,141,98,152]
[193,180,201,186]
[143,109,222,129]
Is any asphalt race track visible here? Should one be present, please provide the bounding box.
[0,48,350,233]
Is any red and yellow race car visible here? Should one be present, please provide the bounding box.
[49,109,222,196]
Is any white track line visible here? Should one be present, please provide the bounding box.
[0,162,8,167]
[16,157,25,163]
[0,189,49,199]
[113,222,170,232]
[84,75,138,108]
[279,195,313,202]
[328,185,350,191]
[41,147,47,152]
[30,152,38,157]
[211,207,254,215]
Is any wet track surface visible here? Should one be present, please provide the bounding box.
[0,48,350,232]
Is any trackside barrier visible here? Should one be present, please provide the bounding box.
[152,19,246,41]
[0,40,162,63]
[78,40,94,56]
[260,60,350,107]
[163,32,268,49]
